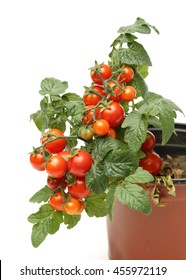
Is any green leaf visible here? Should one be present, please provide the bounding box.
[85,163,109,194]
[119,41,152,66]
[104,146,138,178]
[106,181,118,220]
[63,212,81,229]
[137,65,149,78]
[91,136,120,161]
[125,167,154,184]
[138,92,184,144]
[48,115,66,132]
[29,186,54,203]
[84,193,108,218]
[130,68,148,99]
[118,17,159,35]
[115,182,151,214]
[122,111,148,152]
[28,204,63,247]
[62,93,84,117]
[39,78,68,96]
[30,110,48,132]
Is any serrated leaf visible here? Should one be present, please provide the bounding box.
[119,41,152,66]
[122,111,148,152]
[28,204,54,224]
[85,163,109,194]
[29,186,53,203]
[91,136,120,161]
[125,167,154,184]
[28,204,63,247]
[104,147,138,178]
[31,223,48,248]
[63,212,81,229]
[39,78,68,96]
[137,65,149,78]
[106,181,118,220]
[62,94,84,117]
[130,68,148,99]
[84,193,108,218]
[138,92,184,144]
[118,17,159,35]
[30,110,48,132]
[115,182,151,214]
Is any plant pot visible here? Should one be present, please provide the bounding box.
[106,123,186,260]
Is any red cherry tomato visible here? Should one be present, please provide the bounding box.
[107,128,117,138]
[68,150,93,177]
[101,101,125,127]
[120,85,136,102]
[63,197,84,215]
[47,176,66,190]
[49,190,66,211]
[30,149,45,171]
[58,150,71,162]
[93,119,110,136]
[82,105,101,125]
[139,151,162,176]
[68,177,91,199]
[41,128,66,154]
[106,81,122,102]
[141,131,156,153]
[118,65,134,83]
[46,155,67,178]
[83,85,105,106]
[90,64,112,85]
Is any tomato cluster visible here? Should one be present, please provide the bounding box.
[81,63,137,139]
[139,131,162,176]
[30,128,93,215]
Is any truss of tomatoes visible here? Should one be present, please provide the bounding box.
[29,62,163,246]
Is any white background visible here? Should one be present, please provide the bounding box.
[0,0,186,278]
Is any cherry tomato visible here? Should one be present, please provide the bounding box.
[82,105,101,125]
[30,149,45,171]
[139,151,162,176]
[47,176,65,190]
[46,155,67,178]
[107,128,116,138]
[141,131,156,153]
[68,150,93,177]
[79,126,94,140]
[90,63,112,85]
[41,128,66,154]
[120,85,136,102]
[68,177,91,199]
[83,85,105,106]
[93,119,110,136]
[118,65,134,83]
[106,81,122,102]
[64,197,84,215]
[101,101,125,127]
[49,190,66,211]
[58,150,71,162]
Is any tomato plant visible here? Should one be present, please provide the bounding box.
[28,18,183,248]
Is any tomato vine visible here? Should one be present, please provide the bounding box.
[28,17,183,248]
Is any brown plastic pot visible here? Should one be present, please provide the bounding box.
[107,123,186,260]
